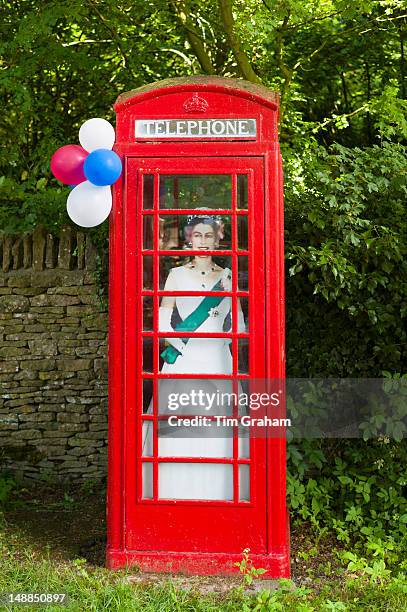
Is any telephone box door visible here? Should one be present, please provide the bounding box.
[124,156,268,553]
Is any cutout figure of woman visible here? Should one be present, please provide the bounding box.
[159,213,242,375]
[145,213,247,500]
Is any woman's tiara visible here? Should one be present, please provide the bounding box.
[186,213,222,225]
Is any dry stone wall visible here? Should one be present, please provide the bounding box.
[0,227,108,483]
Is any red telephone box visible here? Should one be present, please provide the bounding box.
[107,76,289,577]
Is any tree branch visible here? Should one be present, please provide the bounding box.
[399,18,406,99]
[218,0,262,84]
[292,36,328,72]
[61,39,113,47]
[290,13,407,74]
[274,14,292,122]
[261,1,351,32]
[314,104,369,132]
[275,14,292,80]
[160,47,193,66]
[85,0,138,80]
[170,0,216,74]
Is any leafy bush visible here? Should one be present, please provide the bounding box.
[283,140,407,569]
[287,438,407,569]
[284,141,407,377]
[0,474,17,508]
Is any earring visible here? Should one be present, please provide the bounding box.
[188,242,192,247]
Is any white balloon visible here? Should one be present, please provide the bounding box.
[67,181,112,228]
[79,118,115,152]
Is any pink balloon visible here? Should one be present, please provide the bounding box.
[50,144,88,185]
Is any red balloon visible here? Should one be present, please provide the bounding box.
[50,144,88,185]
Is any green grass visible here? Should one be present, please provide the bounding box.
[0,523,406,612]
[0,479,406,611]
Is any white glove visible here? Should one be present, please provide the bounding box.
[220,267,232,292]
[159,307,185,354]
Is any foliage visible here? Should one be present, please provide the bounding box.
[234,548,267,585]
[283,134,407,575]
[284,140,407,376]
[0,474,16,507]
[287,437,407,571]
[0,0,187,235]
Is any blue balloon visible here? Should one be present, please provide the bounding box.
[83,149,122,186]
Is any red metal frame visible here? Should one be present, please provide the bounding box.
[107,77,288,577]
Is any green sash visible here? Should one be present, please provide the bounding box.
[161,276,227,364]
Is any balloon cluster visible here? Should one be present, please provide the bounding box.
[50,118,122,227]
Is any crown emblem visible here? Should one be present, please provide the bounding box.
[183,93,209,113]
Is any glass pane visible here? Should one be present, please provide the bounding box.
[159,214,231,250]
[234,300,247,333]
[239,297,249,331]
[158,463,233,500]
[158,422,233,458]
[159,338,233,375]
[143,296,153,331]
[238,426,250,458]
[143,216,154,250]
[160,175,232,209]
[158,295,232,333]
[142,379,153,414]
[159,215,178,249]
[143,175,154,209]
[157,378,234,415]
[142,422,153,456]
[237,215,248,250]
[239,464,250,501]
[143,255,153,290]
[238,257,249,291]
[142,462,153,499]
[143,337,153,373]
[159,256,232,290]
[238,338,249,374]
[237,175,248,209]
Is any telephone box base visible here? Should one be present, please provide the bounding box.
[106,549,290,578]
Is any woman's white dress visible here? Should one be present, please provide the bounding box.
[143,265,249,501]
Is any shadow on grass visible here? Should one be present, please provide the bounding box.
[3,479,342,581]
[3,481,107,566]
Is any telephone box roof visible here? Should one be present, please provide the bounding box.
[114,76,279,112]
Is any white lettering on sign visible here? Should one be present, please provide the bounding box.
[134,118,257,139]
